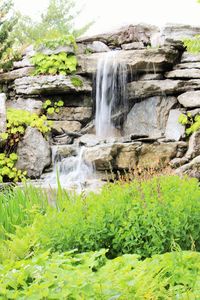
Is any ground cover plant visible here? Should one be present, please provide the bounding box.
[0,175,200,299]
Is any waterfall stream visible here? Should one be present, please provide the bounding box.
[43,51,128,190]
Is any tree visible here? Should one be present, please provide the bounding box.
[0,0,17,68]
[13,0,93,46]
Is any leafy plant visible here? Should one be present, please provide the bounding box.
[179,112,200,135]
[183,35,200,53]
[70,76,83,87]
[42,99,64,115]
[35,34,77,51]
[0,152,26,183]
[31,52,77,75]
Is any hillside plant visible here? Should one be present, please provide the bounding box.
[179,112,200,135]
[31,52,77,75]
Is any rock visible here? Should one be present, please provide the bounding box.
[121,42,144,50]
[178,91,200,108]
[13,57,33,69]
[84,143,122,170]
[124,96,177,137]
[175,155,200,179]
[0,93,6,134]
[53,135,72,145]
[14,75,92,95]
[0,67,34,82]
[181,53,200,63]
[137,142,178,169]
[165,109,185,141]
[165,69,200,79]
[162,24,200,41]
[185,130,200,159]
[170,157,189,168]
[187,108,200,117]
[79,134,101,147]
[115,143,141,169]
[52,144,77,158]
[23,45,35,57]
[16,127,51,178]
[48,107,92,123]
[6,98,43,115]
[36,45,74,56]
[175,62,200,69]
[87,41,110,52]
[139,73,163,80]
[130,134,149,140]
[128,79,200,100]
[78,47,180,74]
[77,24,159,47]
[51,120,82,134]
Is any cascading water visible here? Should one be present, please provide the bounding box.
[43,51,128,191]
[95,51,128,138]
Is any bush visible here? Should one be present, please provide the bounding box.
[0,249,200,299]
[1,176,200,261]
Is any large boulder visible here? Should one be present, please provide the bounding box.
[14,75,92,95]
[77,47,180,74]
[16,127,51,178]
[128,79,200,100]
[0,93,6,134]
[47,107,92,123]
[124,96,177,137]
[177,91,200,108]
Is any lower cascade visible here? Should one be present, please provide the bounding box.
[43,51,128,190]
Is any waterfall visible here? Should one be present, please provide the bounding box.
[95,51,128,138]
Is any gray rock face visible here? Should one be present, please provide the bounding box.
[162,24,200,41]
[52,145,77,158]
[139,73,163,80]
[181,53,200,63]
[6,98,43,115]
[175,62,200,69]
[16,127,51,178]
[13,57,33,69]
[121,42,144,50]
[165,69,200,79]
[164,109,185,141]
[77,24,158,46]
[115,143,141,169]
[175,155,200,179]
[124,96,177,137]
[0,93,6,134]
[78,47,180,74]
[14,75,92,95]
[48,107,92,123]
[51,120,82,134]
[185,130,200,159]
[79,134,101,147]
[0,67,34,82]
[128,79,200,100]
[87,41,110,52]
[178,91,200,108]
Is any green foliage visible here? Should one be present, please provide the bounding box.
[42,99,64,115]
[0,249,200,299]
[35,34,77,51]
[179,112,200,135]
[70,76,83,87]
[0,0,18,71]
[183,35,200,53]
[31,52,77,75]
[0,152,26,183]
[1,176,200,261]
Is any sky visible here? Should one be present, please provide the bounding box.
[14,0,200,35]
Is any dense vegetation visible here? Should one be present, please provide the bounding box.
[0,176,200,298]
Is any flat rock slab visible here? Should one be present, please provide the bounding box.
[165,69,200,79]
[165,109,185,141]
[51,121,82,134]
[178,91,200,108]
[14,75,92,95]
[0,67,34,82]
[175,62,200,69]
[128,79,200,100]
[77,47,180,74]
[181,53,200,63]
[47,107,92,123]
[6,98,43,115]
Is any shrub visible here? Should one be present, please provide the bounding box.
[1,176,200,261]
[0,249,200,299]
